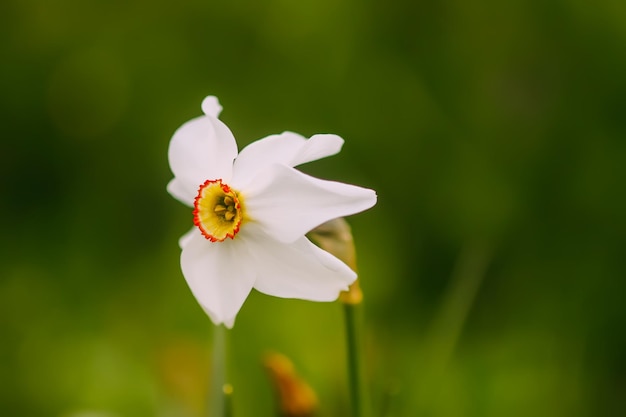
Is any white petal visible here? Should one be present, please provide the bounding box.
[167,178,195,206]
[180,232,256,327]
[231,132,344,189]
[244,226,356,300]
[168,113,238,193]
[291,134,345,166]
[178,227,197,249]
[201,96,223,118]
[244,164,377,243]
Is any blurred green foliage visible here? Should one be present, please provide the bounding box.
[2,0,626,416]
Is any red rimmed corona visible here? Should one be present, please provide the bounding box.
[193,179,245,242]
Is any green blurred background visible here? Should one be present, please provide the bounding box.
[2,0,626,416]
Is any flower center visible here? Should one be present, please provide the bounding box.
[193,179,244,242]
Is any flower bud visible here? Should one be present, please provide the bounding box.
[308,218,362,304]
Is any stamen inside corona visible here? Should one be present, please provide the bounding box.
[193,179,244,242]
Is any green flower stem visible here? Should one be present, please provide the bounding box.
[427,242,492,372]
[209,324,228,417]
[223,383,234,417]
[344,302,368,417]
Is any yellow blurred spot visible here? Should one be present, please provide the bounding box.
[263,352,318,417]
[156,338,209,416]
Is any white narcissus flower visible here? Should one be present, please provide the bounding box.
[167,96,377,327]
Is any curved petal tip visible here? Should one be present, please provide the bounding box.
[202,96,223,118]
